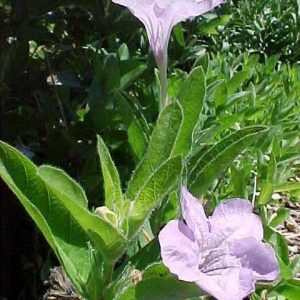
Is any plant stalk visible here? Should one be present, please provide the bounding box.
[156,49,169,109]
[103,261,115,287]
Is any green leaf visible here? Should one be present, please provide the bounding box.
[268,154,277,182]
[106,261,203,300]
[266,227,291,279]
[269,208,290,228]
[104,54,121,91]
[227,71,249,95]
[211,79,228,107]
[173,23,185,47]
[168,70,187,99]
[38,165,126,262]
[0,141,104,299]
[120,60,147,90]
[173,67,206,156]
[195,54,209,74]
[269,231,290,266]
[189,126,268,196]
[257,181,274,206]
[0,141,126,262]
[161,191,179,224]
[116,95,149,160]
[129,239,161,271]
[97,135,124,216]
[118,43,129,60]
[290,189,300,199]
[117,276,205,300]
[107,240,161,299]
[126,102,183,200]
[258,154,277,206]
[275,280,300,300]
[200,15,229,35]
[275,182,300,192]
[38,165,88,208]
[125,156,182,238]
[191,125,219,157]
[279,259,294,280]
[142,262,170,279]
[230,166,247,198]
[290,255,300,277]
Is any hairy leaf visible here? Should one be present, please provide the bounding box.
[189,126,268,196]
[125,156,182,238]
[126,102,183,200]
[0,141,104,299]
[97,135,124,216]
[173,67,206,156]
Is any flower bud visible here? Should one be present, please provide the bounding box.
[94,206,118,227]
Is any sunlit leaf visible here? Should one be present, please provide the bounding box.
[126,102,183,200]
[189,126,268,196]
[173,67,206,156]
[125,155,182,238]
[97,135,124,216]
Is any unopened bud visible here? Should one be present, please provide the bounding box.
[94,206,118,227]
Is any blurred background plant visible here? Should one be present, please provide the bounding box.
[1,0,300,299]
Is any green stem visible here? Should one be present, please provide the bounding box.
[157,49,169,109]
[159,62,168,109]
[103,261,114,287]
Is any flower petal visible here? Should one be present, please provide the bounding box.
[156,0,224,27]
[196,267,256,300]
[158,220,200,281]
[180,187,209,248]
[231,237,279,281]
[199,251,241,275]
[112,0,168,57]
[112,0,224,60]
[209,199,263,242]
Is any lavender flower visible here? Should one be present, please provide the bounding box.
[111,0,223,107]
[158,187,279,300]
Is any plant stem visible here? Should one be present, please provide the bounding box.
[103,261,114,286]
[159,61,168,109]
[157,50,169,109]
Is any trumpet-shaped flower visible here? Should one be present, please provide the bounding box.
[111,0,223,107]
[158,187,279,300]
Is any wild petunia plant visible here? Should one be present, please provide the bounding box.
[1,1,299,300]
[0,74,286,299]
[111,0,224,108]
[0,98,276,299]
[159,187,279,300]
